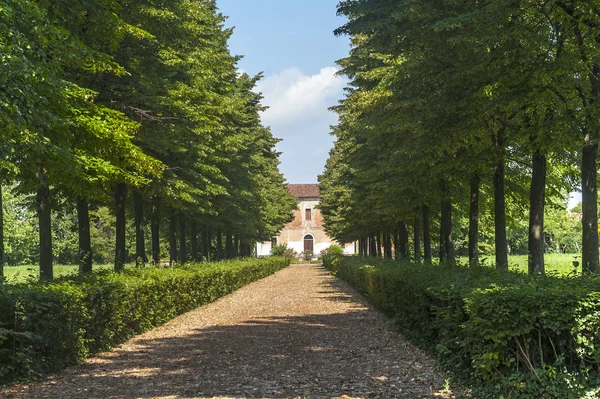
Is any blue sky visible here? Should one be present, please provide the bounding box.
[217,0,350,184]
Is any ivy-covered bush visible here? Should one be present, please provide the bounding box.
[0,257,289,386]
[323,256,600,398]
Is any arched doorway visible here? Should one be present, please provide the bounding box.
[303,234,314,252]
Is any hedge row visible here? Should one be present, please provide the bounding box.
[0,257,289,386]
[323,256,600,398]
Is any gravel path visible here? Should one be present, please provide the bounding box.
[2,264,452,399]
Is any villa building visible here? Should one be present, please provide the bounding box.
[256,184,356,257]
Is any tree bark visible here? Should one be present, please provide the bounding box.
[151,196,160,264]
[206,226,212,261]
[233,235,239,259]
[179,212,186,263]
[369,235,376,257]
[169,208,177,264]
[0,185,4,281]
[77,197,92,273]
[216,230,223,260]
[493,130,509,270]
[226,231,233,259]
[191,220,198,262]
[413,214,421,263]
[582,133,599,273]
[134,190,146,266]
[469,174,480,266]
[114,183,127,272]
[528,150,547,275]
[399,221,409,259]
[422,205,432,263]
[37,167,53,281]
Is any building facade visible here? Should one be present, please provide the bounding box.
[256,184,356,257]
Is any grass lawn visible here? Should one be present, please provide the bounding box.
[3,263,128,283]
[459,253,581,276]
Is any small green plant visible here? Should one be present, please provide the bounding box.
[270,244,297,258]
[300,250,314,261]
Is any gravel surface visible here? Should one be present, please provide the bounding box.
[2,263,454,399]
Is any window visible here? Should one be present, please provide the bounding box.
[271,237,277,247]
[305,208,312,221]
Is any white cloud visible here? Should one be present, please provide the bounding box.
[256,66,346,129]
[253,66,346,183]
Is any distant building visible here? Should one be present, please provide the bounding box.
[256,184,356,257]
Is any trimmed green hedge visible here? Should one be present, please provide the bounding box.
[0,257,289,386]
[323,256,600,398]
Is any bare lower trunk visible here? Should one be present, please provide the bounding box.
[77,197,92,273]
[151,196,160,264]
[191,220,198,261]
[528,150,546,275]
[169,208,177,264]
[226,231,233,259]
[469,175,480,266]
[114,183,127,272]
[582,134,599,273]
[0,185,4,281]
[422,205,432,263]
[134,191,146,266]
[494,131,508,270]
[179,212,186,263]
[216,230,223,260]
[37,167,53,281]
[413,214,421,263]
[233,235,239,259]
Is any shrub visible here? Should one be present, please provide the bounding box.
[270,243,297,258]
[324,257,600,398]
[0,257,289,386]
[300,250,314,261]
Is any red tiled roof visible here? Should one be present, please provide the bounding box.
[288,184,320,199]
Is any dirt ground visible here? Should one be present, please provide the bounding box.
[2,264,454,399]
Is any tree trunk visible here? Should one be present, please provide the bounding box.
[469,174,480,266]
[179,212,186,263]
[134,190,146,266]
[114,183,127,272]
[413,214,421,263]
[369,235,376,257]
[226,231,233,259]
[493,131,509,270]
[422,205,432,263]
[77,197,92,273]
[151,196,160,264]
[0,185,4,281]
[399,221,409,259]
[169,208,177,264]
[375,232,381,257]
[216,230,223,260]
[191,220,198,262]
[582,133,599,273]
[37,167,53,281]
[234,235,239,259]
[206,227,212,261]
[528,150,547,275]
